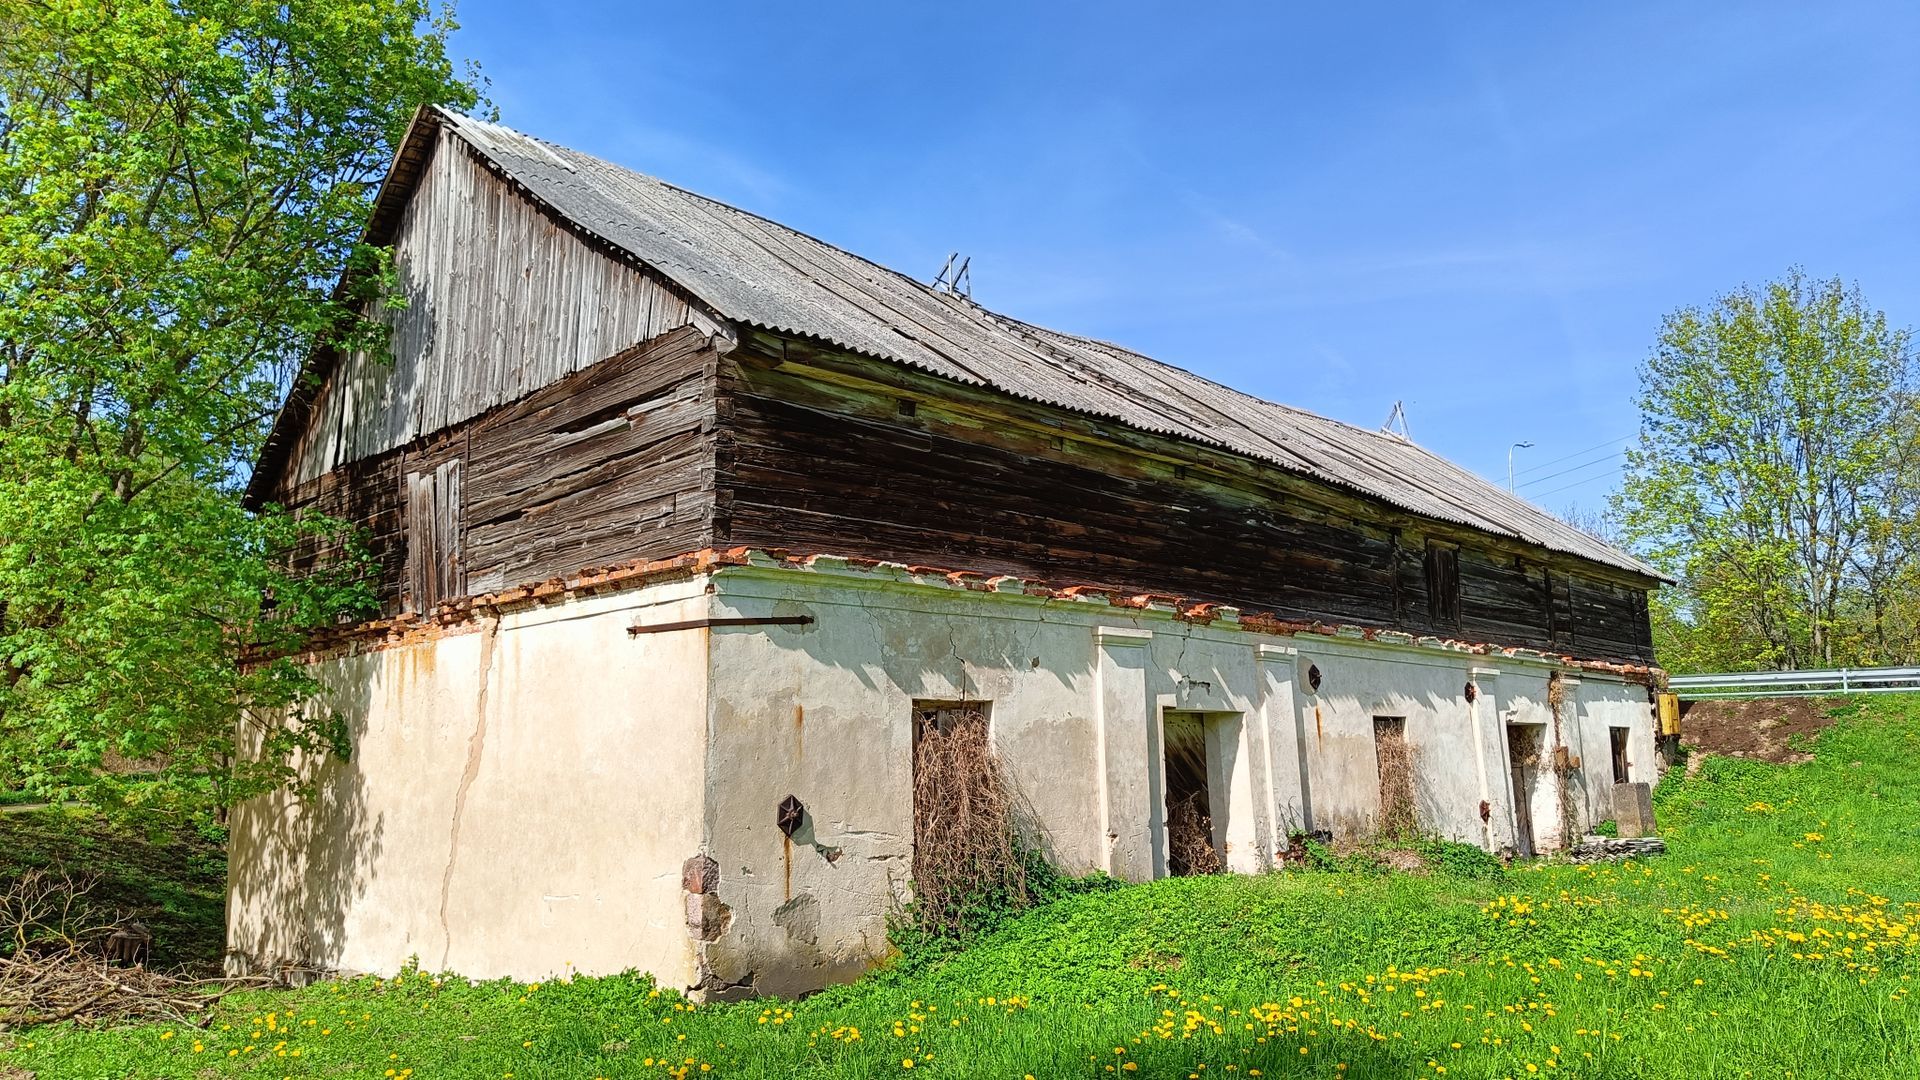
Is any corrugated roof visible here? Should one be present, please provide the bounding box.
[423,108,1657,579]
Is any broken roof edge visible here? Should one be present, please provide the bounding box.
[273,545,1661,679]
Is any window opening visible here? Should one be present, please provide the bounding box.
[1425,541,1460,625]
[404,458,464,612]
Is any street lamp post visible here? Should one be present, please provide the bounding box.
[1508,441,1535,494]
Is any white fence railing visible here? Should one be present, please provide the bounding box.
[1667,666,1920,699]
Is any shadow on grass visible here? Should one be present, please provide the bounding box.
[0,807,227,970]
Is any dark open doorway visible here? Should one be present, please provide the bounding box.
[1507,722,1546,856]
[1610,726,1631,784]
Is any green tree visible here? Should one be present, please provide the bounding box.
[1843,411,1920,664]
[0,0,480,814]
[1618,270,1918,672]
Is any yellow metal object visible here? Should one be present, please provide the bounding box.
[1657,692,1681,736]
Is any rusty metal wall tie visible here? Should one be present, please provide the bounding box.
[627,615,815,636]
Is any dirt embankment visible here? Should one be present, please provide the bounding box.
[1679,697,1842,765]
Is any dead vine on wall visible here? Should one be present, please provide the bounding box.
[1375,719,1417,839]
[910,711,1029,937]
[1167,792,1223,875]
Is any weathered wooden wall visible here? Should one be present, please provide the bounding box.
[277,327,719,614]
[282,127,722,486]
[714,336,1657,662]
[261,124,1653,660]
[280,321,1652,659]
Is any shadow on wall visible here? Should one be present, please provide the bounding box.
[1396,691,1468,845]
[696,603,1107,996]
[747,594,1100,847]
[760,594,1087,698]
[1303,673,1613,854]
[750,600,1525,857]
[226,655,386,978]
[306,248,434,490]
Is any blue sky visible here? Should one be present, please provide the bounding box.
[452,2,1918,515]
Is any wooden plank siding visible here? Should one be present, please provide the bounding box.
[271,321,1653,661]
[403,459,465,609]
[274,327,720,615]
[281,128,722,487]
[712,335,1657,663]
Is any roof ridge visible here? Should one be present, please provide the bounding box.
[423,109,1659,580]
[445,110,971,313]
[443,110,1418,449]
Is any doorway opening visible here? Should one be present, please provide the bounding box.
[913,700,990,743]
[909,699,1018,935]
[1373,716,1415,838]
[1161,712,1218,875]
[1160,711,1250,876]
[1609,726,1631,785]
[1506,722,1558,856]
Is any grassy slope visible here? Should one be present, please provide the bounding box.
[6,697,1918,1079]
[0,808,227,970]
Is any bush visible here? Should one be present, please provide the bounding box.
[1411,836,1506,880]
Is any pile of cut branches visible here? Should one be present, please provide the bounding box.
[0,948,267,1028]
[0,870,270,1029]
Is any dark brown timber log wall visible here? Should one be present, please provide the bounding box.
[715,335,1656,663]
[274,326,720,614]
[272,324,1654,663]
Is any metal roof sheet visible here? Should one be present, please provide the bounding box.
[437,109,1656,579]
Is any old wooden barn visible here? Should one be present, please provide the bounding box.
[232,106,1665,996]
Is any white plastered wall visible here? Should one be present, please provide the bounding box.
[691,560,1659,995]
[229,556,1658,994]
[1573,676,1660,823]
[1287,641,1504,848]
[228,578,711,983]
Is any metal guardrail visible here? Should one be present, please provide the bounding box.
[1668,666,1920,699]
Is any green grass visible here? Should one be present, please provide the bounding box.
[7,697,1919,1079]
[0,806,228,969]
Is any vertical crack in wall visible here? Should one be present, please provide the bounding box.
[439,613,500,968]
[1171,626,1192,682]
[944,621,969,699]
[852,590,890,664]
